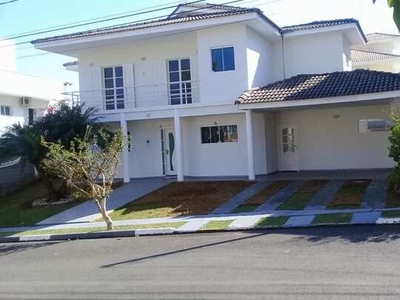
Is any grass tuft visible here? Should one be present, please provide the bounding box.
[381,210,400,218]
[255,216,289,227]
[327,180,371,209]
[200,220,234,230]
[312,213,352,225]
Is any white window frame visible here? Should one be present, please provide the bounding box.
[210,45,235,72]
[0,105,11,116]
[167,58,192,105]
[102,65,125,111]
[200,124,238,144]
[358,119,392,133]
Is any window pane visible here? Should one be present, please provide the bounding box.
[170,83,180,94]
[169,60,179,72]
[283,144,289,153]
[181,59,190,70]
[0,106,4,115]
[115,66,123,77]
[223,47,235,71]
[230,125,238,142]
[115,78,124,88]
[211,126,219,143]
[219,126,228,142]
[211,48,223,72]
[105,90,114,99]
[359,119,392,133]
[282,128,288,135]
[105,79,114,89]
[368,119,389,131]
[169,72,180,82]
[116,100,125,109]
[104,68,113,78]
[105,101,115,110]
[116,88,124,99]
[201,127,211,144]
[181,71,191,81]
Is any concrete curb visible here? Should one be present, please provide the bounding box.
[2,219,400,243]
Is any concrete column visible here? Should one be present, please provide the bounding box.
[120,113,130,183]
[245,110,255,181]
[174,109,184,182]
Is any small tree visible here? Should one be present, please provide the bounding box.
[389,107,400,192]
[41,127,125,230]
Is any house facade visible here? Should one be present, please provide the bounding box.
[32,2,400,182]
[0,39,63,135]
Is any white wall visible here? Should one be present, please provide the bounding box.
[264,112,278,173]
[279,32,345,79]
[246,26,273,88]
[252,112,267,175]
[277,104,394,170]
[342,36,352,71]
[197,23,248,105]
[0,95,48,134]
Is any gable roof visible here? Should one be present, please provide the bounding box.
[171,1,248,14]
[236,70,400,104]
[351,48,400,63]
[366,32,400,42]
[31,8,261,44]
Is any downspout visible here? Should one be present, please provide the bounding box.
[281,31,286,80]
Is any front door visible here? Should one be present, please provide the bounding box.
[279,125,298,171]
[165,129,177,176]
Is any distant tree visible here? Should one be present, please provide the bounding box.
[373,0,400,31]
[41,128,125,230]
[389,107,400,192]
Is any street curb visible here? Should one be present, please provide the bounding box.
[2,221,400,243]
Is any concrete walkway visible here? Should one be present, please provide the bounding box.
[304,180,344,210]
[37,178,171,225]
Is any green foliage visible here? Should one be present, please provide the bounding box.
[41,127,125,202]
[389,108,400,192]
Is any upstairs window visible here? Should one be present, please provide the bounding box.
[359,119,392,133]
[211,46,235,72]
[0,106,11,116]
[103,66,124,110]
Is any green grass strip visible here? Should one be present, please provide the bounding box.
[312,213,352,225]
[0,222,187,237]
[381,210,400,218]
[200,220,234,230]
[231,204,259,213]
[255,216,289,227]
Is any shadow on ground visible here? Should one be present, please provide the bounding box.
[0,241,62,257]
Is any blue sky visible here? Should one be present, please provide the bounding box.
[0,0,397,89]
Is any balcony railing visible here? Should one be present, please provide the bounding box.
[66,80,200,112]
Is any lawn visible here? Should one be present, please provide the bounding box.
[326,179,371,209]
[276,180,328,210]
[254,216,289,227]
[110,181,254,220]
[231,180,290,213]
[312,213,352,225]
[0,180,79,227]
[0,222,186,237]
[381,210,400,218]
[385,183,400,208]
[200,220,234,230]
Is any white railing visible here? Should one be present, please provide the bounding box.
[66,80,200,112]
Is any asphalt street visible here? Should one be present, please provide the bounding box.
[1,225,400,299]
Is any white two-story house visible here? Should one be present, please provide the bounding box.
[32,2,400,182]
[0,39,63,135]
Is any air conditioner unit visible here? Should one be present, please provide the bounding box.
[19,97,30,106]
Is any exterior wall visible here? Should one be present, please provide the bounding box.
[0,161,35,196]
[116,112,268,178]
[197,23,248,105]
[0,95,48,134]
[283,32,344,78]
[246,26,273,88]
[78,33,199,108]
[342,36,352,71]
[276,104,394,170]
[264,112,278,173]
[354,63,394,72]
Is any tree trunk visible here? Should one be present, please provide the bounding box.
[96,197,113,230]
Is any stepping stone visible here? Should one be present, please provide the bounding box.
[177,219,210,232]
[254,181,304,213]
[212,181,272,214]
[304,180,344,210]
[360,179,387,209]
[228,216,261,229]
[285,215,315,227]
[351,212,382,224]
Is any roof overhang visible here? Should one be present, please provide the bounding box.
[236,90,400,110]
[352,56,400,66]
[33,12,280,57]
[284,23,366,45]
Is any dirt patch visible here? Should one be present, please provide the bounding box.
[385,183,400,208]
[327,179,371,209]
[243,180,291,205]
[111,181,254,219]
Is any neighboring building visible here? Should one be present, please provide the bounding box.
[32,2,400,182]
[351,32,400,72]
[0,39,63,134]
